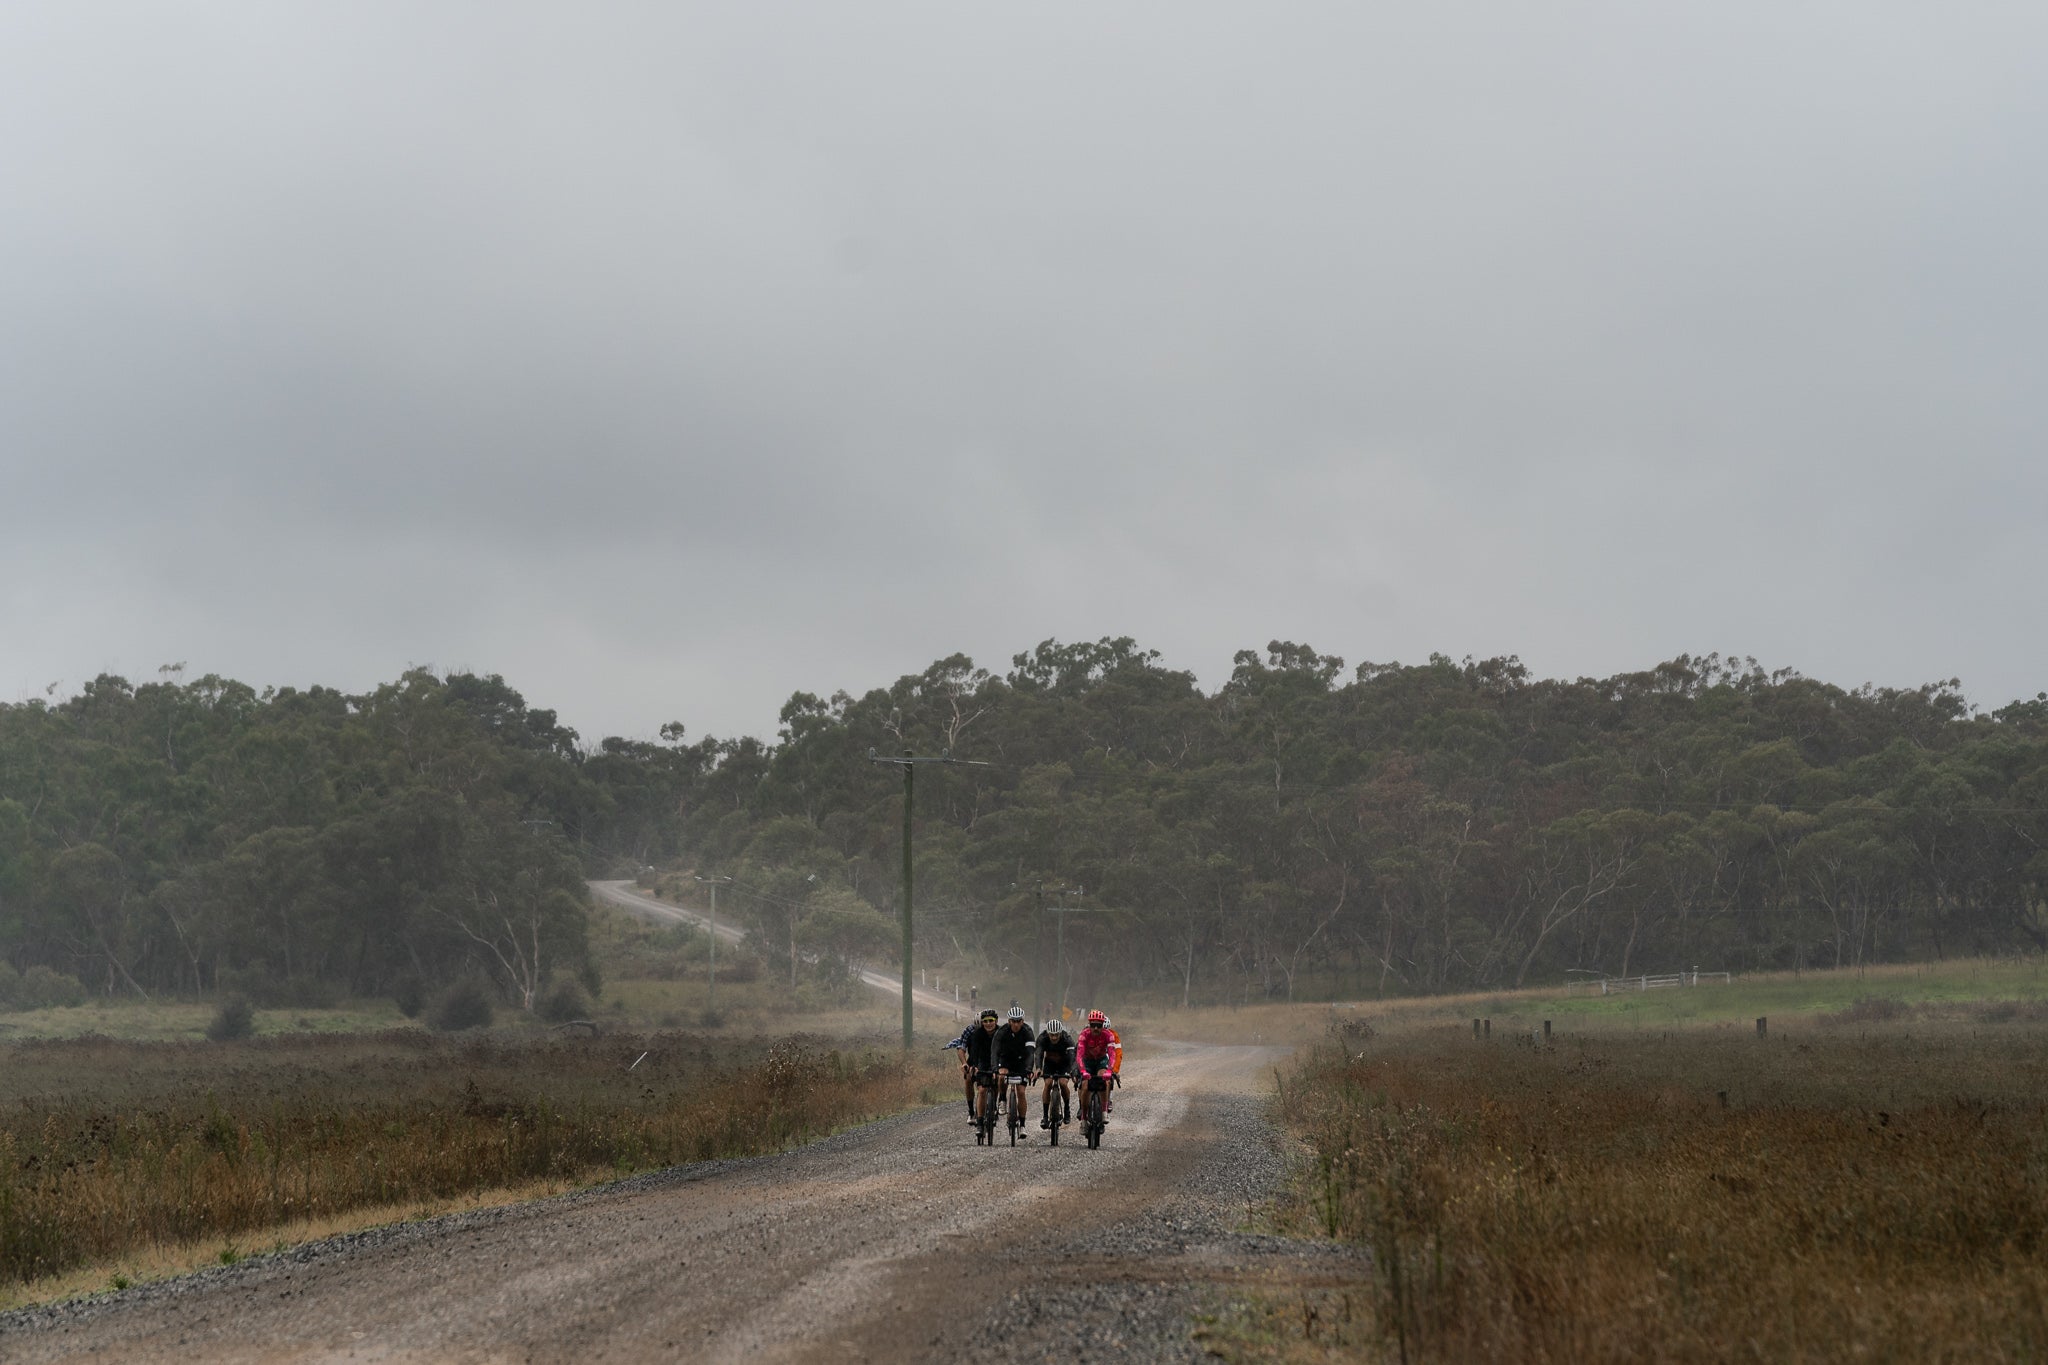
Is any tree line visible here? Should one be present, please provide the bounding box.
[3,643,2045,1010]
[0,669,612,1008]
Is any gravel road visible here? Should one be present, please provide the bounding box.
[585,880,966,1021]
[0,1042,1363,1363]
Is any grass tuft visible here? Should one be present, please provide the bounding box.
[1272,1016,2048,1362]
[0,1029,943,1292]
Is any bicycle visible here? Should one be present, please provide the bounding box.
[1002,1071,1029,1146]
[1042,1073,1071,1147]
[973,1068,999,1147]
[1080,1069,1111,1148]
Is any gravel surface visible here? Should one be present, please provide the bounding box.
[0,1044,1365,1364]
[965,1078,1363,1365]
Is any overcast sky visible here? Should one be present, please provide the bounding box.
[4,3,2044,744]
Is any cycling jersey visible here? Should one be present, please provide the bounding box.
[1077,1024,1115,1074]
[1036,1029,1076,1076]
[961,1023,1002,1071]
[993,1021,1036,1073]
[1106,1026,1123,1076]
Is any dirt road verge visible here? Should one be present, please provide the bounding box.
[2,1043,1364,1363]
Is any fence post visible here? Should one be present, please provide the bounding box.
[1483,1018,1491,1039]
[1473,1018,1481,1040]
[1718,1090,1729,1109]
[1756,1016,1767,1039]
[1543,1020,1552,1044]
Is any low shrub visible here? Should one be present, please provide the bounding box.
[536,977,592,1024]
[0,964,89,1010]
[391,973,426,1019]
[205,997,256,1042]
[427,979,495,1033]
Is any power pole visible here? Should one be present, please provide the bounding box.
[1028,882,1082,1028]
[1048,895,1111,1018]
[693,873,731,1019]
[1032,882,1043,1030]
[869,748,989,1050]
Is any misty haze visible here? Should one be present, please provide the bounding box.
[4,5,2046,1362]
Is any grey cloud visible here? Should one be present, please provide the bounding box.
[5,2,2046,738]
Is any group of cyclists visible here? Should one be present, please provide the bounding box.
[949,1004,1122,1139]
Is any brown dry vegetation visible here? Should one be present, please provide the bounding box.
[1268,1016,2048,1364]
[0,1029,946,1293]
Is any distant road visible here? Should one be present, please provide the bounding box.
[586,879,968,1022]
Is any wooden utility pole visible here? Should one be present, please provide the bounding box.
[693,874,731,1017]
[868,749,989,1049]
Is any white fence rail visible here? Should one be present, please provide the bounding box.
[1566,970,1733,996]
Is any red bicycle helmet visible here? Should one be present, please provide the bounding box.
[1087,1009,1106,1025]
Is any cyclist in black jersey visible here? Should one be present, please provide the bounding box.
[951,1015,992,1115]
[1035,1017,1077,1128]
[993,1006,1037,1135]
[959,1009,1001,1126]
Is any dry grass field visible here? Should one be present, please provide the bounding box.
[1239,986,2048,1364]
[0,1028,949,1307]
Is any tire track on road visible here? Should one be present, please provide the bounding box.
[3,1046,1354,1364]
